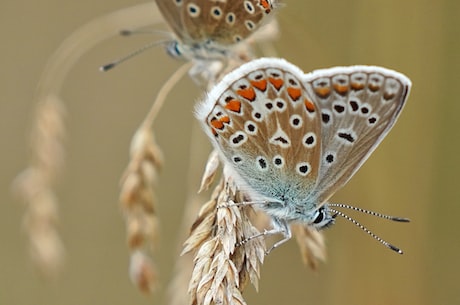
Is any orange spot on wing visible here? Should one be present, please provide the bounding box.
[287,87,302,101]
[259,0,272,13]
[383,92,395,100]
[304,98,315,112]
[210,118,224,130]
[333,84,349,95]
[224,99,241,113]
[250,79,267,92]
[368,84,380,92]
[314,87,331,98]
[268,77,284,90]
[236,87,256,101]
[220,116,230,123]
[351,82,365,90]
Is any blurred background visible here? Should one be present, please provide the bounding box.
[2,0,459,304]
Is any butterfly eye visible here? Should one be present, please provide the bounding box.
[165,41,184,58]
[311,206,335,229]
[312,209,324,224]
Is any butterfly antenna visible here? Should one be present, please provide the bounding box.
[329,203,410,222]
[328,207,406,254]
[99,39,171,72]
[119,28,173,37]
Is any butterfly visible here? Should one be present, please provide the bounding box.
[155,0,279,84]
[196,57,411,252]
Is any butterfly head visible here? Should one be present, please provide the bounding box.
[165,39,230,62]
[310,204,336,229]
[258,194,335,230]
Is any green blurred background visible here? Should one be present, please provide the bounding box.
[2,0,459,304]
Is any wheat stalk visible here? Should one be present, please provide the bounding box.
[292,224,327,270]
[13,95,66,278]
[12,2,162,278]
[120,127,162,293]
[181,152,327,303]
[181,152,267,305]
[118,62,191,293]
[183,176,265,305]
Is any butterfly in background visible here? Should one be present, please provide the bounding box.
[154,0,280,85]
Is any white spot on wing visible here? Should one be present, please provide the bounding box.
[269,126,291,148]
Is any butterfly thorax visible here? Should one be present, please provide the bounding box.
[166,39,256,86]
[257,193,335,230]
[165,40,229,61]
[236,172,327,226]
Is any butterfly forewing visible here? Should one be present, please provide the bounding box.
[156,0,276,46]
[207,0,270,45]
[198,59,323,202]
[155,0,185,40]
[302,66,411,204]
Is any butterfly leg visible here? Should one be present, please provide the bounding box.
[265,217,292,254]
[217,199,268,209]
[188,59,224,87]
[238,217,292,255]
[237,227,283,250]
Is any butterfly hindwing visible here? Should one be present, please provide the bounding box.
[301,66,411,204]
